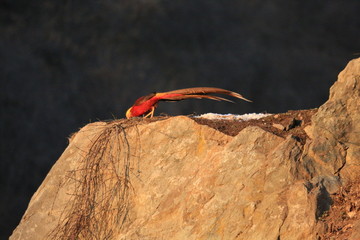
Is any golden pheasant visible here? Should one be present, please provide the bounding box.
[125,87,251,118]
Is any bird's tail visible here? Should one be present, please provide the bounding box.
[162,94,234,102]
[165,87,252,102]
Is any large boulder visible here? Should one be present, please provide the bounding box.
[10,58,360,240]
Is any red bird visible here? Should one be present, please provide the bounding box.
[125,87,252,118]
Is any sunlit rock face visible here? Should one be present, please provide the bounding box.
[11,58,360,240]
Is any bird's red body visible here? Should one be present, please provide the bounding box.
[125,87,251,118]
[127,93,182,117]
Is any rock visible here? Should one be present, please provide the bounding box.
[306,58,360,182]
[10,58,360,240]
[304,125,314,139]
[272,123,285,130]
[351,220,360,240]
[284,118,301,131]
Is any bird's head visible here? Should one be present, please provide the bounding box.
[126,107,133,119]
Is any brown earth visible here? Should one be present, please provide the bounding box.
[319,178,360,240]
[192,109,317,143]
[124,108,317,144]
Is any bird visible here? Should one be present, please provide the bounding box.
[125,87,252,118]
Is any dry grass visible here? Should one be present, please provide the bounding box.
[49,119,141,240]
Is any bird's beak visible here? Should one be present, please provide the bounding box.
[126,108,132,119]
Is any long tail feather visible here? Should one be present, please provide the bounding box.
[160,94,234,102]
[164,87,252,102]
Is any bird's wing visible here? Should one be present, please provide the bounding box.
[159,87,252,102]
[133,93,157,106]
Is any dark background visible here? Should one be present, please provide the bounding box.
[1,0,359,238]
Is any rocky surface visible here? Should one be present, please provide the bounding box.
[10,58,360,240]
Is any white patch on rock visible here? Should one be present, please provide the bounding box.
[194,113,272,121]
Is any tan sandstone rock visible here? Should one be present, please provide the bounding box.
[10,58,360,240]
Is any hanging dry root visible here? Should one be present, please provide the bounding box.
[49,119,140,240]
